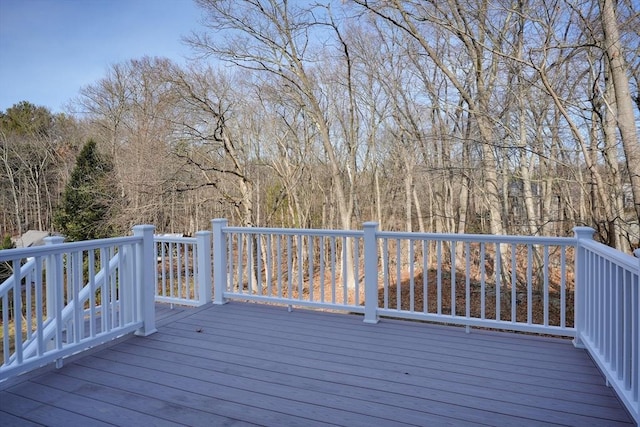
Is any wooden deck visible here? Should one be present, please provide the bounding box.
[0,302,635,426]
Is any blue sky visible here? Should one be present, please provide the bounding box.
[0,0,203,113]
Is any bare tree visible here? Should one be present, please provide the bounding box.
[75,57,191,233]
[598,0,640,227]
[354,0,512,237]
[189,0,360,230]
[0,102,79,235]
[166,63,256,227]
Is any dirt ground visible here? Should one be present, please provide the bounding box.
[379,269,574,328]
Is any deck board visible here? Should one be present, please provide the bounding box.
[0,391,114,427]
[7,381,182,427]
[1,302,635,426]
[27,373,245,427]
[0,410,42,427]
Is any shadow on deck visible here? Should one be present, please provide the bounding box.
[0,302,635,426]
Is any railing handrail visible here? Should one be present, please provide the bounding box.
[579,237,639,272]
[223,225,363,238]
[222,225,578,246]
[0,235,141,261]
[377,230,576,246]
[154,235,197,244]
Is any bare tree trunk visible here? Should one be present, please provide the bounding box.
[519,113,538,237]
[538,64,615,231]
[600,59,629,251]
[457,122,472,235]
[412,186,425,233]
[375,167,383,226]
[599,0,640,225]
[0,142,22,236]
[514,10,539,237]
[405,170,413,232]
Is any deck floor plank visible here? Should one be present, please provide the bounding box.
[7,380,183,427]
[162,310,610,393]
[0,392,114,427]
[51,363,314,427]
[0,410,43,427]
[121,336,621,409]
[72,353,441,427]
[89,346,493,427]
[28,372,250,427]
[159,306,629,425]
[180,307,602,377]
[0,302,635,426]
[106,339,589,426]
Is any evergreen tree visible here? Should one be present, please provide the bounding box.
[0,235,14,283]
[54,140,116,241]
[1,235,14,249]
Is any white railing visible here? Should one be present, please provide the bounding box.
[154,232,211,307]
[1,220,637,422]
[211,219,637,423]
[213,219,365,313]
[0,225,157,381]
[574,239,639,423]
[374,228,577,335]
[212,219,578,334]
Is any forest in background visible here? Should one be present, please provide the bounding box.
[1,0,639,252]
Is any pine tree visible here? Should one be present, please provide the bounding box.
[0,235,14,283]
[1,235,13,249]
[54,140,116,241]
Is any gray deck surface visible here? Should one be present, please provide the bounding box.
[0,302,635,426]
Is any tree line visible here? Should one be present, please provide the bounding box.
[1,0,639,252]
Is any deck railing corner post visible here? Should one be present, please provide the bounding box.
[212,218,229,305]
[133,224,157,336]
[363,222,379,324]
[195,230,213,305]
[572,226,594,349]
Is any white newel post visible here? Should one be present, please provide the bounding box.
[212,218,228,305]
[363,222,379,324]
[43,236,64,320]
[195,230,213,305]
[133,225,157,336]
[572,226,594,349]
